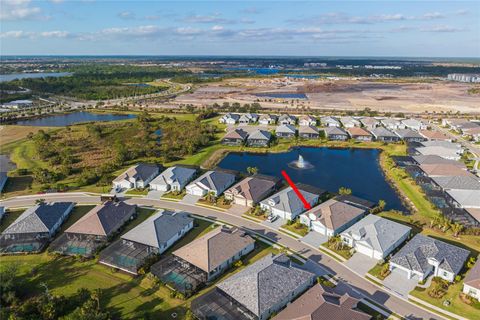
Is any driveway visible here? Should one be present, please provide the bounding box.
[301,231,328,248]
[227,204,249,216]
[146,190,164,199]
[179,194,201,205]
[383,268,419,298]
[261,217,286,230]
[344,253,378,276]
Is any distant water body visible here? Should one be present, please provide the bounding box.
[0,72,72,82]
[255,92,307,99]
[13,111,136,127]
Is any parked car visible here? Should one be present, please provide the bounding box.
[267,215,278,223]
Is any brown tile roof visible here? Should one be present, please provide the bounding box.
[419,130,450,141]
[173,226,255,273]
[419,164,473,177]
[304,199,365,231]
[464,259,480,290]
[223,128,248,140]
[273,284,371,320]
[225,176,277,203]
[347,127,372,137]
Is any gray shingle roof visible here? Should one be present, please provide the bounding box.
[325,126,348,136]
[341,215,411,253]
[276,124,297,134]
[121,210,193,248]
[390,234,470,275]
[261,186,318,215]
[394,129,425,139]
[114,163,158,183]
[419,141,462,150]
[247,129,271,141]
[192,170,236,193]
[216,254,315,317]
[431,176,480,191]
[2,202,74,235]
[446,189,480,208]
[370,127,397,138]
[412,155,464,167]
[150,166,196,187]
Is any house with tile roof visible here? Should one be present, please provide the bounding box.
[299,115,317,126]
[299,125,320,139]
[341,215,411,260]
[219,113,240,124]
[185,170,236,197]
[0,202,74,253]
[99,210,193,274]
[260,186,321,220]
[213,254,316,320]
[247,129,272,147]
[273,284,371,320]
[463,259,480,301]
[300,198,366,237]
[321,116,340,127]
[278,114,297,125]
[276,124,297,138]
[149,166,197,192]
[418,164,473,178]
[325,126,348,141]
[419,130,451,142]
[347,127,373,141]
[389,234,470,282]
[172,226,255,280]
[221,128,249,145]
[224,175,280,208]
[370,127,400,143]
[50,201,136,256]
[112,163,159,190]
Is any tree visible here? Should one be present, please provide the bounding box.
[246,166,259,175]
[338,187,352,195]
[451,222,464,237]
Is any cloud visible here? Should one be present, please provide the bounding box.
[1,29,70,39]
[0,0,45,21]
[118,11,135,20]
[420,25,465,33]
[455,9,468,16]
[240,7,263,14]
[422,12,444,20]
[182,13,230,24]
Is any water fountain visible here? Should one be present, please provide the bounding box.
[288,154,314,169]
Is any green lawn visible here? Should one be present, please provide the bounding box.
[281,221,309,237]
[125,188,149,196]
[161,190,186,200]
[57,205,95,234]
[9,140,47,170]
[0,208,25,232]
[368,262,391,281]
[411,280,480,320]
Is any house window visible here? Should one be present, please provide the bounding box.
[443,271,448,278]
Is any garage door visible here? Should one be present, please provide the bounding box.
[356,243,374,258]
[312,223,326,235]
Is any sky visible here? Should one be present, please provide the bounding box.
[1,0,479,57]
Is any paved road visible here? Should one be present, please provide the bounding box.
[0,193,440,320]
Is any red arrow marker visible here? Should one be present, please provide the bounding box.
[281,170,312,210]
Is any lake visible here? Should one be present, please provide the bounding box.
[0,72,72,82]
[13,112,136,127]
[255,92,308,99]
[218,147,405,211]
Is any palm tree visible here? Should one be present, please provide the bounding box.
[451,222,464,237]
[441,217,451,233]
[246,166,259,175]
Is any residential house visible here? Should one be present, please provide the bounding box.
[219,113,240,125]
[389,234,470,282]
[446,189,480,211]
[341,215,411,260]
[394,129,426,143]
[381,118,405,130]
[463,126,480,142]
[208,254,316,320]
[300,198,366,237]
[276,124,297,138]
[347,127,373,141]
[339,116,361,128]
[325,126,348,141]
[412,155,465,167]
[401,119,428,131]
[260,185,322,220]
[370,127,400,143]
[419,130,451,141]
[50,201,136,256]
[273,284,371,320]
[0,172,7,193]
[321,116,340,127]
[463,259,480,301]
[415,146,462,161]
[112,163,159,190]
[299,125,320,139]
[186,170,236,197]
[224,175,280,208]
[431,176,480,192]
[299,115,317,126]
[360,117,380,130]
[278,114,297,125]
[99,210,193,274]
[221,128,249,146]
[149,166,197,192]
[247,129,272,147]
[418,164,473,178]
[239,113,259,124]
[0,202,75,253]
[419,140,463,151]
[172,226,255,280]
[335,194,376,211]
[258,114,277,125]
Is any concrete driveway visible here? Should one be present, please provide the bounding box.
[227,204,249,216]
[146,190,164,199]
[383,268,419,298]
[180,194,201,205]
[261,217,286,230]
[301,231,328,248]
[344,253,378,276]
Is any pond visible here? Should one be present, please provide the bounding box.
[217,147,405,211]
[0,72,72,82]
[254,92,308,99]
[13,111,136,127]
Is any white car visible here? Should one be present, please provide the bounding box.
[266,215,278,223]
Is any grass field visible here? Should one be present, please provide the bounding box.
[0,208,25,232]
[0,125,54,146]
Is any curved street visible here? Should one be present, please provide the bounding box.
[0,192,442,320]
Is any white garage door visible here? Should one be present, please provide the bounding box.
[356,243,374,258]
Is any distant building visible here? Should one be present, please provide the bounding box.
[219,113,240,124]
[298,125,320,139]
[1,99,33,109]
[463,259,480,301]
[247,129,272,147]
[447,73,480,83]
[258,114,277,125]
[276,124,297,138]
[112,163,159,190]
[325,126,348,141]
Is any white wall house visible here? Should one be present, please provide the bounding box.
[185,170,236,197]
[112,164,159,190]
[463,260,480,301]
[260,187,319,221]
[149,166,196,192]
